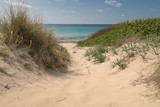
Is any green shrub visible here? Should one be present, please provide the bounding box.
[93,53,106,63]
[113,59,127,70]
[86,25,114,40]
[78,18,160,47]
[28,50,35,57]
[0,4,70,69]
[84,45,108,63]
[118,63,127,70]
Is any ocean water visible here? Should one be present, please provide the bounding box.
[44,24,112,41]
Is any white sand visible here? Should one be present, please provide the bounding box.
[0,42,160,107]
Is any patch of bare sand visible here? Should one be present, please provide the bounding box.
[0,43,160,107]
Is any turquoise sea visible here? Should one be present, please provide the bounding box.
[44,24,112,41]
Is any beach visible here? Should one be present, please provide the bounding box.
[0,0,160,107]
[0,42,159,107]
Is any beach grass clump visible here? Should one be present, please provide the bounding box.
[148,37,160,57]
[113,59,127,70]
[84,45,108,63]
[118,63,127,70]
[121,36,160,60]
[78,18,160,47]
[122,44,147,60]
[28,50,35,57]
[110,47,118,55]
[0,4,70,69]
[86,36,160,64]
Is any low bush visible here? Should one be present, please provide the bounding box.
[78,18,160,47]
[113,59,127,70]
[84,45,108,63]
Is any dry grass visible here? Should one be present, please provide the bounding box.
[152,67,160,90]
[146,65,160,96]
[0,4,70,69]
[0,48,9,57]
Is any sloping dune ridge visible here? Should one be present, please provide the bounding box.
[0,42,160,107]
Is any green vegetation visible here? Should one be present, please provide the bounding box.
[28,50,35,57]
[78,18,160,47]
[110,47,118,55]
[83,17,160,96]
[83,21,160,95]
[113,59,127,70]
[84,45,108,63]
[0,4,70,69]
[121,37,160,60]
[84,36,160,74]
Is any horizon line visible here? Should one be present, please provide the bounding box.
[45,23,113,25]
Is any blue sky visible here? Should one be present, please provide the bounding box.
[0,0,160,24]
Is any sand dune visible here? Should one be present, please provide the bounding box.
[0,43,160,107]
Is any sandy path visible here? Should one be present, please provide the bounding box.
[0,43,159,107]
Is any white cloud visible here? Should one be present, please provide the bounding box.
[96,9,104,13]
[5,0,32,8]
[104,0,122,7]
[121,14,125,17]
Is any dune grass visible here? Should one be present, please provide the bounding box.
[84,45,108,63]
[85,36,160,70]
[0,48,9,57]
[113,59,127,70]
[78,18,160,47]
[0,4,70,69]
[150,66,160,95]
